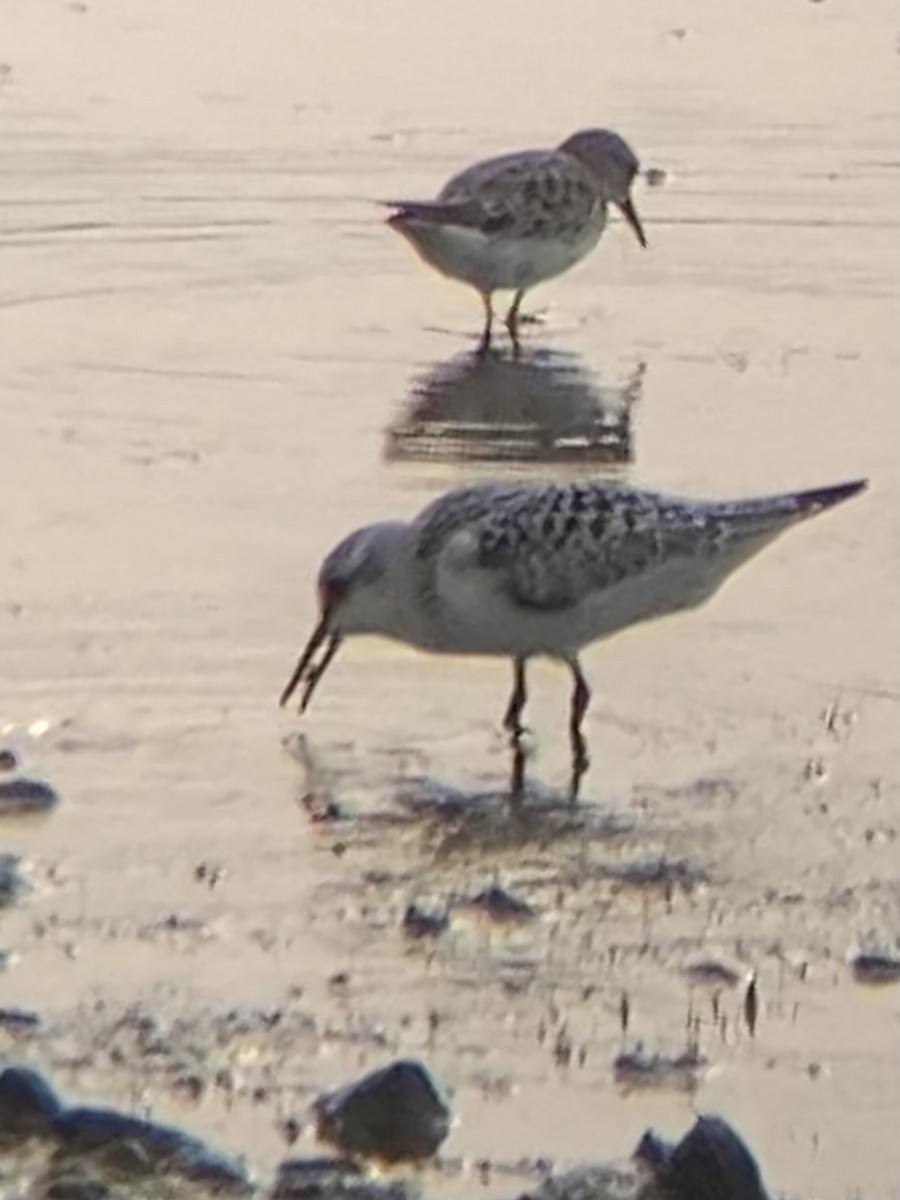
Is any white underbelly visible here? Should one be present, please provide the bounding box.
[429,552,744,660]
[405,220,605,293]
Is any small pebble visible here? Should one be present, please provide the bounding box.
[0,1007,41,1038]
[613,1045,708,1093]
[851,953,900,986]
[459,885,536,926]
[683,960,740,990]
[402,903,449,940]
[0,777,61,817]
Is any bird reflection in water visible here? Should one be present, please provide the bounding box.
[384,348,646,467]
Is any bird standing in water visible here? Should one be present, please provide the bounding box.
[384,128,648,354]
[280,477,866,806]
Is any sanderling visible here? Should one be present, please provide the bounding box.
[280,477,866,805]
[384,128,647,354]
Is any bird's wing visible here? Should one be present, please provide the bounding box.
[389,150,599,237]
[413,482,696,614]
[473,484,675,610]
[412,479,865,618]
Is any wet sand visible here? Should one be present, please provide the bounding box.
[2,0,899,1196]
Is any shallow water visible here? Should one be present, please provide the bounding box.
[1,1,899,1196]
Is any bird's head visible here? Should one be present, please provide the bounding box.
[279,522,409,714]
[559,128,647,249]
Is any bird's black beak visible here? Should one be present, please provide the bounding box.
[615,194,648,249]
[279,610,344,714]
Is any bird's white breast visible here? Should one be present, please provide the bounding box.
[405,217,606,293]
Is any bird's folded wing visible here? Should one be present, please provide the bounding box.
[421,485,672,614]
[429,151,599,236]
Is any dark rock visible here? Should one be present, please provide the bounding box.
[0,1006,42,1037]
[52,1106,252,1193]
[635,1115,771,1200]
[312,1060,451,1164]
[401,904,449,940]
[613,1046,708,1094]
[851,953,900,986]
[682,961,740,990]
[170,1072,207,1105]
[462,885,535,925]
[0,1065,64,1140]
[0,776,61,816]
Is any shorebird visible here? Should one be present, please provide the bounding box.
[384,128,647,354]
[280,477,866,804]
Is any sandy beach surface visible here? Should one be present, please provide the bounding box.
[2,1,898,1196]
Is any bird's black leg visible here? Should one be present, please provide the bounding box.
[477,292,494,357]
[567,657,592,804]
[504,289,525,356]
[502,657,528,737]
[502,657,528,806]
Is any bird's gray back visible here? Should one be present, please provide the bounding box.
[411,480,807,619]
[439,150,556,199]
[437,149,600,236]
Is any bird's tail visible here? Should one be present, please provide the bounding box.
[785,479,868,515]
[716,478,868,539]
[381,198,482,228]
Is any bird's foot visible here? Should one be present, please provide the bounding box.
[567,746,590,807]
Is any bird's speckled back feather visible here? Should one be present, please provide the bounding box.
[410,479,861,617]
[433,149,601,238]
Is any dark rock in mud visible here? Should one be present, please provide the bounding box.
[0,853,29,908]
[312,1060,451,1165]
[271,1155,418,1200]
[613,1045,708,1094]
[0,1065,64,1141]
[682,960,740,990]
[401,903,449,940]
[0,775,61,816]
[52,1107,252,1194]
[635,1115,771,1200]
[851,952,900,986]
[460,885,536,925]
[0,1006,42,1037]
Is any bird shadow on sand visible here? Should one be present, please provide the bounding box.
[388,774,634,862]
[383,346,645,468]
[282,733,710,903]
[284,731,629,854]
[390,780,713,919]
